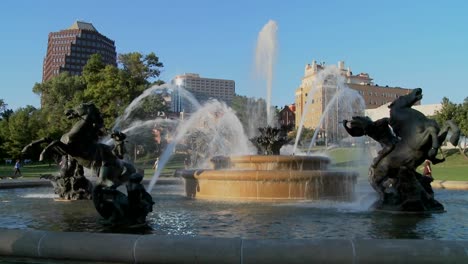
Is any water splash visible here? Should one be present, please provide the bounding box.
[146,100,253,192]
[255,20,278,127]
[292,65,365,154]
[113,83,200,131]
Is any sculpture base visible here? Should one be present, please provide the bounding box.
[372,200,445,214]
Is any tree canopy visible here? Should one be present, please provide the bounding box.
[0,51,166,160]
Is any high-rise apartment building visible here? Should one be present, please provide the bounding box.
[42,21,117,82]
[295,60,414,130]
[171,73,235,113]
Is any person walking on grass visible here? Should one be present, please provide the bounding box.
[13,159,22,178]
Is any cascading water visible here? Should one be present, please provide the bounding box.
[292,65,365,154]
[146,100,252,192]
[255,20,278,127]
[113,83,200,131]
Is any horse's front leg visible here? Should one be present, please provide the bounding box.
[39,141,69,161]
[438,120,460,146]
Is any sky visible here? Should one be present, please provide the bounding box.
[0,0,467,111]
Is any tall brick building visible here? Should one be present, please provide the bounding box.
[42,21,117,82]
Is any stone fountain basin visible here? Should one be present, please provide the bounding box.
[178,155,357,201]
[217,155,331,171]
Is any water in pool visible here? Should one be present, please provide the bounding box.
[0,183,466,240]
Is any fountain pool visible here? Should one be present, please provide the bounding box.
[1,183,467,240]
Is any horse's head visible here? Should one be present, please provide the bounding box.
[65,102,100,120]
[389,88,423,109]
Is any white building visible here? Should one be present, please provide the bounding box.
[171,73,235,113]
[365,103,442,120]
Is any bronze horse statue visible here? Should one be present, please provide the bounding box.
[388,88,459,165]
[33,103,154,224]
[343,88,460,212]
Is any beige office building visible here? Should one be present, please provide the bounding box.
[171,73,235,113]
[295,60,414,130]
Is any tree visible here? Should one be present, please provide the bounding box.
[0,106,42,159]
[83,64,129,127]
[32,72,86,136]
[231,94,268,137]
[434,97,457,125]
[129,94,169,120]
[434,97,468,159]
[287,127,315,147]
[118,52,164,84]
[83,52,165,128]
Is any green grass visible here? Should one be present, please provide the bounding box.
[0,153,188,179]
[325,147,468,181]
[140,153,187,178]
[0,163,59,179]
[2,149,466,181]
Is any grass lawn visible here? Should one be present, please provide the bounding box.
[321,147,468,182]
[0,163,59,179]
[1,149,466,181]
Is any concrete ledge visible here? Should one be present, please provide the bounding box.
[0,229,467,263]
[432,180,468,190]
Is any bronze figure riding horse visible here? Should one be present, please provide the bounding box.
[37,103,153,224]
[343,88,460,212]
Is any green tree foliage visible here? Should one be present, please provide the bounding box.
[0,51,167,159]
[0,99,11,158]
[32,72,86,137]
[83,63,129,127]
[129,94,170,120]
[434,97,458,124]
[83,53,165,127]
[287,127,315,147]
[0,106,42,158]
[231,94,268,137]
[434,97,468,158]
[118,52,164,87]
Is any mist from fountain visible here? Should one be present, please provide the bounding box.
[292,66,365,154]
[255,20,278,127]
[146,100,252,192]
[113,83,200,131]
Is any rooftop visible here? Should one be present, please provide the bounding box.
[68,21,98,32]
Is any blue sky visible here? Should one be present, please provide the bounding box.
[1,0,467,110]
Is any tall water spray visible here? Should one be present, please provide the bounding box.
[293,65,365,154]
[255,20,278,126]
[146,100,252,193]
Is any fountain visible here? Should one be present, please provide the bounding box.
[172,21,358,201]
[1,20,467,263]
[177,121,357,200]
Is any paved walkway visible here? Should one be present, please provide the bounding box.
[431,180,468,190]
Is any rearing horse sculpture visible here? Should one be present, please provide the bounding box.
[38,103,154,225]
[343,88,460,212]
[388,88,459,166]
